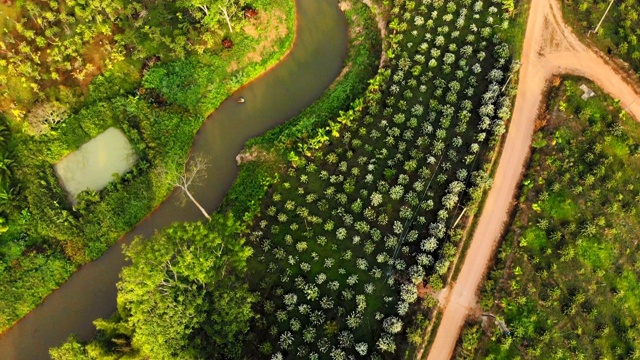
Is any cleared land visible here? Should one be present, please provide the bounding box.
[457,77,640,358]
[425,0,640,359]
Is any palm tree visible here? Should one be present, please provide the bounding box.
[0,182,18,215]
[0,123,9,148]
[0,151,14,185]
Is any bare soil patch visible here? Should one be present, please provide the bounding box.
[236,147,272,165]
[228,9,288,72]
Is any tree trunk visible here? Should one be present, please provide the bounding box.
[220,5,233,33]
[199,4,209,16]
[184,188,211,220]
[592,0,615,35]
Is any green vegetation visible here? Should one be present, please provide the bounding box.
[0,113,18,234]
[232,0,515,357]
[51,0,520,357]
[0,0,295,332]
[455,78,640,359]
[563,0,640,75]
[50,1,381,357]
[0,0,270,115]
[51,217,254,360]
[119,219,253,359]
[223,0,383,222]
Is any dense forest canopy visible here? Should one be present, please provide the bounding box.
[0,0,294,336]
[119,219,254,359]
[51,218,256,360]
[0,0,247,117]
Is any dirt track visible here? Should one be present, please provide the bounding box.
[424,0,640,359]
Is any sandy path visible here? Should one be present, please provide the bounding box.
[424,0,640,359]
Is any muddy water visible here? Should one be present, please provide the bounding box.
[54,127,138,204]
[0,0,347,358]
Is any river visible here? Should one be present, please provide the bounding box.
[0,0,348,358]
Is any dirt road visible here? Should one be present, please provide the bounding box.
[424,0,640,359]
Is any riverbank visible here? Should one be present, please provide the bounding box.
[0,0,296,339]
[223,0,382,224]
[47,1,382,357]
[0,0,350,358]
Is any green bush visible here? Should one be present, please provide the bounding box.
[0,0,296,333]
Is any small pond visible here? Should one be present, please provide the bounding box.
[54,127,138,204]
[0,0,348,358]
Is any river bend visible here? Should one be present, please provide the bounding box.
[0,0,348,358]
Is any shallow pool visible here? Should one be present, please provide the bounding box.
[54,127,138,204]
[0,0,348,357]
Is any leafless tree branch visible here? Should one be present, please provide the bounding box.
[159,153,211,220]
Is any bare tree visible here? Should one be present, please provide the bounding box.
[177,0,241,33]
[160,154,211,220]
[26,101,69,136]
[218,0,236,33]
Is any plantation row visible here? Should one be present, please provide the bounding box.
[241,0,516,357]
